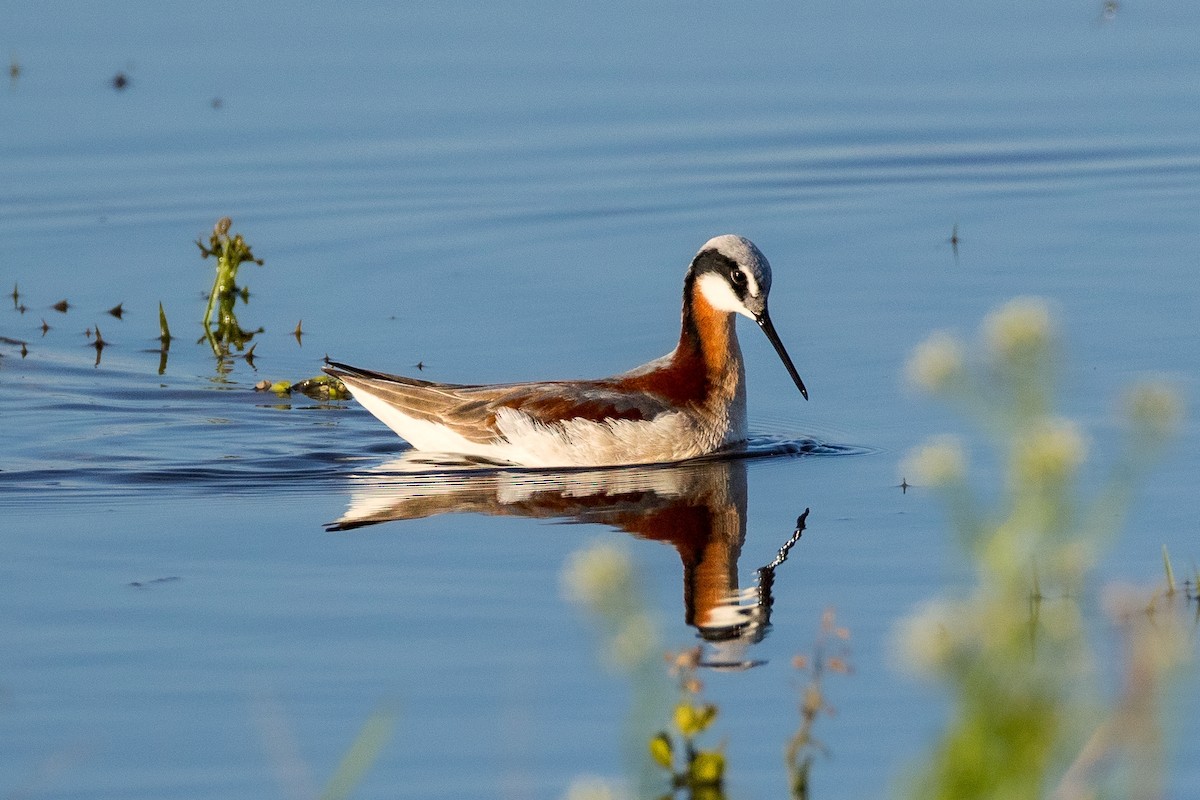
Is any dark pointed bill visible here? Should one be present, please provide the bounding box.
[756,311,809,400]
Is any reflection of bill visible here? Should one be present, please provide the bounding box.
[327,453,810,669]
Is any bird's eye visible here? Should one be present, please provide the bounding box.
[729,268,747,288]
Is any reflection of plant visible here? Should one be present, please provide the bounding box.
[197,216,264,357]
[649,647,726,800]
[786,608,852,800]
[899,297,1189,800]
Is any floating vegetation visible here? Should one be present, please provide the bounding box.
[254,374,349,401]
[197,216,264,359]
[91,324,107,366]
[5,224,324,384]
[157,302,172,347]
[154,302,173,374]
[898,297,1190,800]
[2,335,30,358]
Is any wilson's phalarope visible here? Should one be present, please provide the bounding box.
[324,234,808,467]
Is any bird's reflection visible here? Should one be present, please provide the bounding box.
[327,452,810,668]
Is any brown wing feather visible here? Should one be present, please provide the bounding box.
[324,362,675,444]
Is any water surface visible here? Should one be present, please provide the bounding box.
[3,2,1198,798]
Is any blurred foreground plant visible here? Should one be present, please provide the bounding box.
[197,216,264,357]
[563,543,729,800]
[898,297,1190,800]
[563,540,856,800]
[254,693,395,800]
[649,647,726,799]
[787,608,852,800]
[562,540,669,799]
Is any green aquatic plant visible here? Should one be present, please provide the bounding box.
[155,302,173,374]
[158,302,172,347]
[197,216,264,358]
[898,297,1190,800]
[254,374,350,401]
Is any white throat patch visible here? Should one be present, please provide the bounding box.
[696,272,756,320]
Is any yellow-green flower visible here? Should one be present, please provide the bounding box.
[674,702,718,737]
[984,296,1055,366]
[562,776,627,800]
[903,436,968,488]
[560,542,632,610]
[907,331,967,394]
[1124,381,1183,443]
[1015,419,1087,485]
[649,732,674,770]
[893,600,957,676]
[689,751,726,786]
[609,612,659,669]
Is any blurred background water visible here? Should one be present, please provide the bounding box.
[2,2,1198,798]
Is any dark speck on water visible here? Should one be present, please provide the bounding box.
[128,576,181,589]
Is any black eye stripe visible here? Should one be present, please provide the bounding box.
[689,248,758,304]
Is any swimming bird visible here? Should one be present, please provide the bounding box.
[324,234,808,468]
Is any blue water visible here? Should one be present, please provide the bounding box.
[3,2,1199,798]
